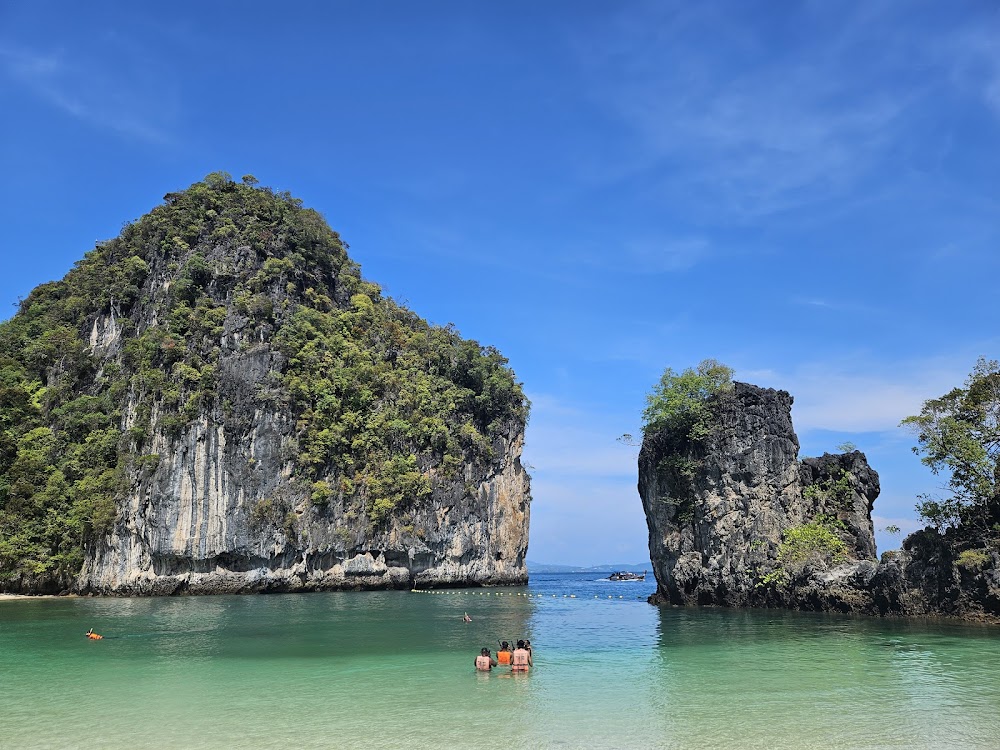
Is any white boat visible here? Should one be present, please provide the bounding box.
[608,571,646,581]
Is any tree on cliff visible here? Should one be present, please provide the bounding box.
[642,359,734,438]
[902,357,1000,530]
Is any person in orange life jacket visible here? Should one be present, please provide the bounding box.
[475,648,497,671]
[496,641,512,666]
[511,640,532,672]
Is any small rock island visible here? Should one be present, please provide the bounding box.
[639,377,1000,621]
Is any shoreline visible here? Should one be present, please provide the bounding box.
[0,593,71,601]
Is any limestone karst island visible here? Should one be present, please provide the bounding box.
[639,366,1000,621]
[0,174,531,595]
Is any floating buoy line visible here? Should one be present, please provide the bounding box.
[408,589,643,600]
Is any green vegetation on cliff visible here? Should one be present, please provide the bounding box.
[641,359,734,438]
[0,173,527,587]
[638,359,734,523]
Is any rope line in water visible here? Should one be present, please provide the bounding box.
[408,589,643,600]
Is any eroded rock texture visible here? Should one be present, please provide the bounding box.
[78,414,529,594]
[639,382,1000,620]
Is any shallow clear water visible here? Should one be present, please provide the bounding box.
[2,573,999,749]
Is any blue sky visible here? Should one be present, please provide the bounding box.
[2,1,998,565]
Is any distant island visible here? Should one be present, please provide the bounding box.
[527,561,649,574]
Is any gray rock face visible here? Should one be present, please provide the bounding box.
[77,382,530,594]
[639,383,878,609]
[62,188,532,595]
[639,381,1000,620]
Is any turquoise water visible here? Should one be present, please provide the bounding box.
[2,573,999,749]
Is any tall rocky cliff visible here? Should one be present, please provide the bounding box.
[639,382,1000,620]
[0,174,530,595]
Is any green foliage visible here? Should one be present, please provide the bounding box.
[0,298,125,583]
[249,498,282,528]
[275,288,525,525]
[802,469,855,509]
[778,515,849,566]
[642,359,734,438]
[914,494,964,530]
[901,357,1000,530]
[757,569,790,588]
[955,548,990,572]
[310,480,333,507]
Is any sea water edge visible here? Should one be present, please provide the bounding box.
[1,572,999,749]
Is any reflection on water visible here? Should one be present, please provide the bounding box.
[2,575,999,749]
[650,606,1000,749]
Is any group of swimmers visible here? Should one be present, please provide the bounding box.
[475,640,532,672]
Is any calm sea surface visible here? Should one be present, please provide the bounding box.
[2,572,999,749]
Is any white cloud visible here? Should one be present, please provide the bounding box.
[557,235,711,279]
[567,3,912,217]
[744,355,972,433]
[619,237,709,274]
[0,43,175,143]
[567,1,1000,219]
[524,391,638,477]
[521,391,650,564]
[936,20,1000,120]
[789,296,881,315]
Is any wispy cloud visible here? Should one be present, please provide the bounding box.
[580,236,710,275]
[744,354,977,433]
[524,392,637,477]
[937,19,1000,120]
[529,477,650,566]
[0,43,176,143]
[615,237,711,275]
[523,391,650,564]
[569,1,995,219]
[789,296,881,315]
[793,298,836,309]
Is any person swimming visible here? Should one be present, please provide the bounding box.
[463,612,472,623]
[85,628,103,640]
